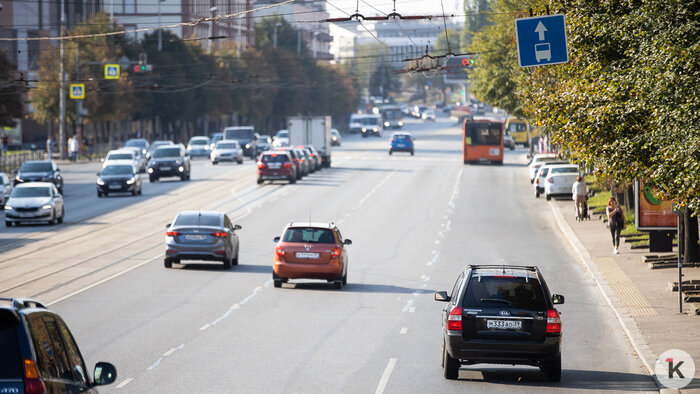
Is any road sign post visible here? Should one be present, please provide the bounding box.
[104,64,120,79]
[515,14,569,67]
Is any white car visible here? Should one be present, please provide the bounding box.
[533,160,569,197]
[102,149,140,170]
[211,140,243,165]
[0,172,12,208]
[330,129,341,146]
[544,164,579,200]
[119,146,147,173]
[422,109,436,122]
[4,182,64,226]
[272,129,289,148]
[527,153,558,182]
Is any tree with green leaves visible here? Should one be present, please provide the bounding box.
[0,51,25,128]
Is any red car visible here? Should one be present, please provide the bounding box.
[272,222,352,289]
[257,151,296,184]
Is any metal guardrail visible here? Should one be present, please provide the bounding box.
[0,151,46,174]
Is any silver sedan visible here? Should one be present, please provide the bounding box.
[4,182,64,226]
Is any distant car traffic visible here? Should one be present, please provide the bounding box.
[119,146,147,172]
[257,151,296,184]
[146,140,174,159]
[102,149,140,171]
[305,145,322,171]
[209,132,223,150]
[361,115,383,138]
[275,147,304,180]
[0,172,12,208]
[422,109,436,122]
[0,298,117,393]
[123,138,149,156]
[97,164,142,197]
[504,132,516,150]
[187,136,211,157]
[389,132,414,155]
[13,160,63,194]
[534,161,569,198]
[164,211,242,269]
[272,222,351,289]
[211,140,243,165]
[272,129,289,148]
[256,135,272,155]
[435,265,564,381]
[330,129,341,146]
[147,145,191,182]
[223,126,257,158]
[4,182,64,226]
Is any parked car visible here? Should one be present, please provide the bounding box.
[256,135,272,155]
[527,153,559,183]
[257,151,297,184]
[102,149,140,171]
[389,132,414,155]
[97,164,142,197]
[211,140,243,165]
[164,211,242,269]
[0,172,12,208]
[275,147,303,180]
[435,265,564,381]
[544,164,579,200]
[0,298,117,393]
[422,109,436,122]
[13,160,63,194]
[330,129,342,146]
[146,140,174,159]
[187,136,211,157]
[4,182,64,226]
[272,222,352,289]
[305,145,322,171]
[297,146,315,174]
[534,161,569,198]
[147,144,191,182]
[123,138,149,156]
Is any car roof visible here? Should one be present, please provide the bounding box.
[190,136,209,140]
[547,164,577,169]
[15,182,54,188]
[108,149,135,154]
[22,160,52,164]
[468,265,540,279]
[286,222,336,229]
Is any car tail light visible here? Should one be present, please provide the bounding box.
[391,137,396,142]
[166,231,180,236]
[535,178,540,185]
[330,247,341,258]
[211,231,228,237]
[282,162,292,168]
[257,162,265,169]
[447,307,462,331]
[546,309,561,333]
[23,359,46,394]
[275,245,285,258]
[546,177,554,183]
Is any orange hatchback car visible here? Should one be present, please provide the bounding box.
[272,222,352,289]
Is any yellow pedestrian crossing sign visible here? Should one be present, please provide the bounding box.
[104,64,120,79]
[69,84,85,99]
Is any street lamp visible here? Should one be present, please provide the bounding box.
[273,22,282,48]
[209,6,218,53]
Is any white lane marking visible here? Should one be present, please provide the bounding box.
[163,343,184,357]
[375,358,398,394]
[146,357,163,371]
[401,299,413,313]
[420,274,427,281]
[426,261,432,266]
[431,251,440,264]
[199,323,211,331]
[400,327,408,334]
[47,254,163,307]
[409,307,415,313]
[115,378,133,389]
[202,285,264,330]
[357,168,397,205]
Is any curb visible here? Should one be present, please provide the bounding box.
[548,200,663,391]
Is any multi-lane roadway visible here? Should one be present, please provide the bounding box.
[0,115,657,392]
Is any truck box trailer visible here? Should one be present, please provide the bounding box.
[287,116,332,168]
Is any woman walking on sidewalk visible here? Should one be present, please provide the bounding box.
[606,197,625,254]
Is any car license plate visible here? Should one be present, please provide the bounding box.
[396,144,405,148]
[486,319,522,330]
[269,163,281,169]
[296,252,319,259]
[185,234,206,241]
[160,166,171,171]
[109,184,121,189]
[489,148,500,156]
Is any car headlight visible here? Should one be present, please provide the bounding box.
[384,122,390,127]
[15,175,22,182]
[187,145,192,150]
[362,128,367,132]
[245,144,251,149]
[96,179,105,185]
[150,160,156,166]
[42,204,53,210]
[126,178,135,185]
[204,145,210,150]
[142,148,147,155]
[178,166,184,172]
[147,168,153,173]
[373,128,378,132]
[398,121,404,126]
[4,205,12,210]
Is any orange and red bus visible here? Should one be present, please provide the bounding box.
[463,119,504,165]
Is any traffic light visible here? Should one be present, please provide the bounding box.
[461,58,475,67]
[133,64,146,73]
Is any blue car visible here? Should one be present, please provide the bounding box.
[187,136,211,157]
[389,132,414,155]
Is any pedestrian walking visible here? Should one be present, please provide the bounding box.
[606,197,625,254]
[1,132,7,156]
[86,136,94,161]
[572,175,588,221]
[46,135,53,159]
[67,135,76,161]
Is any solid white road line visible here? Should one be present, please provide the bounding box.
[375,358,398,394]
[400,327,408,335]
[115,378,133,389]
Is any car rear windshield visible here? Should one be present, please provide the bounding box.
[124,139,147,148]
[0,311,22,379]
[12,187,50,198]
[102,165,133,175]
[153,148,181,158]
[20,162,52,172]
[462,274,547,310]
[174,213,220,227]
[217,143,239,149]
[466,123,502,146]
[283,228,335,244]
[551,167,578,174]
[224,129,254,140]
[362,117,379,126]
[262,154,289,163]
[394,134,411,141]
[107,153,133,160]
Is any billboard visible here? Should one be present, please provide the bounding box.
[635,179,678,231]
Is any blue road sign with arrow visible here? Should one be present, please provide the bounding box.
[515,14,569,67]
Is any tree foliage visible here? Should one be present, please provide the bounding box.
[0,50,25,127]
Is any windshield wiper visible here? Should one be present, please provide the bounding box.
[480,298,514,306]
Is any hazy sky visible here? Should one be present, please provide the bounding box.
[324,0,461,19]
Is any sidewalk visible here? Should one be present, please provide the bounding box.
[550,198,700,393]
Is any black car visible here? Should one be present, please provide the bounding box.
[435,265,564,381]
[0,298,117,393]
[97,164,143,197]
[14,160,63,194]
[223,126,257,158]
[147,145,191,182]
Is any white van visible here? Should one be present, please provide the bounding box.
[360,115,383,138]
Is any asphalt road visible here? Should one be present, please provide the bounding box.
[0,114,657,393]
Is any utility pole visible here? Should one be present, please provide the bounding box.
[75,45,82,158]
[157,0,162,51]
[58,0,66,159]
[208,6,217,53]
[273,22,281,48]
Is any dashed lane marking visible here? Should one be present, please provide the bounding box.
[375,358,398,394]
[115,378,133,389]
[400,327,408,335]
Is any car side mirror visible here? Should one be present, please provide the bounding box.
[552,294,565,305]
[165,223,171,229]
[234,224,242,230]
[273,236,280,242]
[96,172,101,176]
[343,239,352,245]
[93,362,117,386]
[434,291,450,302]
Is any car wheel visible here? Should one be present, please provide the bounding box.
[273,280,282,288]
[164,259,172,268]
[138,187,142,195]
[546,194,551,201]
[97,191,102,198]
[342,272,347,285]
[535,191,540,198]
[223,255,232,270]
[540,354,561,382]
[257,177,264,185]
[57,208,64,223]
[333,280,342,290]
[150,176,157,183]
[5,221,12,227]
[289,176,296,184]
[442,342,459,380]
[411,150,414,156]
[180,175,187,181]
[238,159,243,164]
[50,209,57,225]
[389,149,392,155]
[212,160,218,165]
